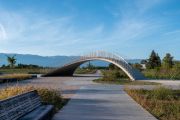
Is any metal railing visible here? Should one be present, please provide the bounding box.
[61,51,137,77]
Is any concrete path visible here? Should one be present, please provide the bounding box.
[3,75,180,120]
[53,84,157,120]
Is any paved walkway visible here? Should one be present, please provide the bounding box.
[2,74,180,120]
[53,84,157,120]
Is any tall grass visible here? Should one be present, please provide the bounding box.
[125,87,180,120]
[0,74,32,80]
[143,68,180,80]
[0,74,33,83]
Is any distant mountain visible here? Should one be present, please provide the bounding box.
[0,53,79,67]
[0,53,142,67]
[127,59,142,64]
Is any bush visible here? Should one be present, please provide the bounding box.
[0,86,63,112]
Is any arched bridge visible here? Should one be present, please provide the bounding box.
[44,51,145,80]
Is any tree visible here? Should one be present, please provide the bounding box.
[109,63,115,70]
[7,55,16,68]
[146,50,161,69]
[156,54,161,67]
[162,53,173,68]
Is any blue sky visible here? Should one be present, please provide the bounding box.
[0,0,180,59]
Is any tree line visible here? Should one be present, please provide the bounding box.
[1,55,43,69]
[141,50,175,69]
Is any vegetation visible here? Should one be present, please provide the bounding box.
[0,86,65,112]
[1,63,44,69]
[93,64,160,85]
[101,69,128,81]
[7,55,17,68]
[75,61,107,74]
[142,67,180,79]
[0,68,53,74]
[0,54,53,74]
[145,50,161,69]
[125,87,180,120]
[162,53,174,68]
[141,50,180,80]
[0,74,35,83]
[75,67,97,74]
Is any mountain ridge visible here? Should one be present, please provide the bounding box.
[0,53,142,67]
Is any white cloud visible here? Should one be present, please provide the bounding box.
[0,24,7,40]
[0,7,106,55]
[0,0,179,59]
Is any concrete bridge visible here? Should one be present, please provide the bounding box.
[44,51,145,80]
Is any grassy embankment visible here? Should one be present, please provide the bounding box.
[93,70,160,85]
[0,86,67,112]
[125,87,180,120]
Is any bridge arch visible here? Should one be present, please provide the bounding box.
[44,51,145,81]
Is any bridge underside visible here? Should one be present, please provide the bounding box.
[44,61,88,77]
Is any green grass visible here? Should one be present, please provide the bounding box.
[74,68,97,74]
[142,68,180,80]
[93,78,161,85]
[125,87,180,120]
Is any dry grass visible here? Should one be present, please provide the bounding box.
[125,87,180,120]
[0,86,63,112]
[0,74,32,80]
[0,74,34,83]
